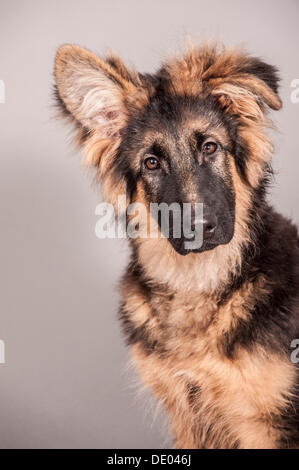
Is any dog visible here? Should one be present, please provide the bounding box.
[54,42,299,448]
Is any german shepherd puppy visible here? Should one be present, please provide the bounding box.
[54,43,299,449]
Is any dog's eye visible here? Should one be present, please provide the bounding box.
[202,142,217,155]
[144,157,160,170]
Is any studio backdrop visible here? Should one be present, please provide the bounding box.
[0,0,298,449]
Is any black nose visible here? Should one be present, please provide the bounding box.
[203,217,217,238]
[191,212,217,239]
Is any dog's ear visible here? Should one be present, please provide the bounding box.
[54,45,150,205]
[205,52,282,120]
[238,56,280,95]
[164,45,281,122]
[54,45,148,164]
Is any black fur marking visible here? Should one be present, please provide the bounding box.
[218,206,299,359]
[118,259,169,355]
[187,383,201,410]
[119,303,161,354]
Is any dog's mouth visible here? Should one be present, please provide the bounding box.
[165,216,235,255]
[168,234,234,255]
[168,233,233,255]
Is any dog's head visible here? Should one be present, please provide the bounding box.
[54,43,281,256]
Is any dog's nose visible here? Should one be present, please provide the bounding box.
[191,212,217,239]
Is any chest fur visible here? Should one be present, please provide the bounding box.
[121,282,295,448]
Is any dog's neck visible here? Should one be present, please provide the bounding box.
[134,235,242,294]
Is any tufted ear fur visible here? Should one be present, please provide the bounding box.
[55,46,126,139]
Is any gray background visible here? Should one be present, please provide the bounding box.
[0,0,298,449]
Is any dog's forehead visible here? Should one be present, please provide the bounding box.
[138,97,231,149]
